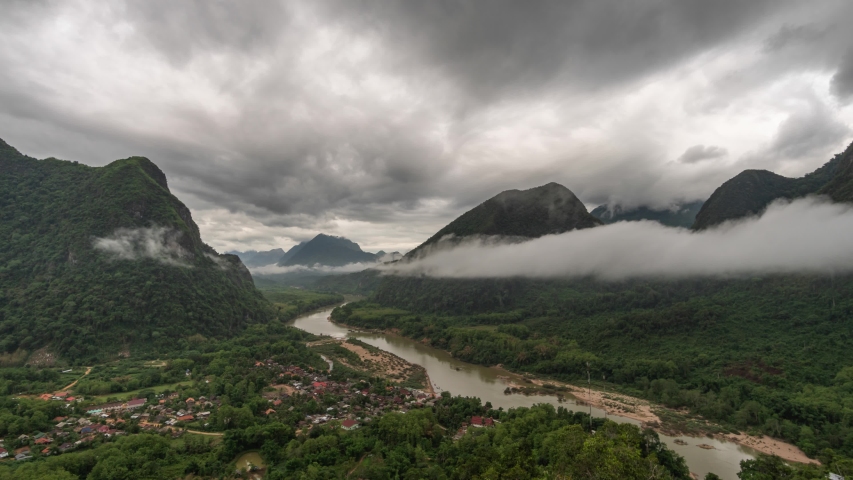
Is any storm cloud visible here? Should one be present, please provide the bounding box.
[1,1,852,252]
[385,197,853,280]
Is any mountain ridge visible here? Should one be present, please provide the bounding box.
[692,142,852,229]
[407,182,601,258]
[0,138,273,361]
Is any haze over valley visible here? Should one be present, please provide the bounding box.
[2,1,853,479]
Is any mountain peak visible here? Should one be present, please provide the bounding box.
[278,234,376,266]
[408,182,600,257]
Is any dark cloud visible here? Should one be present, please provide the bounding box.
[318,0,786,104]
[0,0,851,251]
[678,145,728,164]
[122,1,291,65]
[763,23,828,52]
[831,50,853,102]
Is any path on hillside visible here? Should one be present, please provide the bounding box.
[186,430,224,436]
[60,366,92,391]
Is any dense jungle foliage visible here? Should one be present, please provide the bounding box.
[334,273,853,460]
[0,138,274,362]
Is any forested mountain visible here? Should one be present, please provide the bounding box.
[228,248,286,268]
[275,241,307,265]
[0,138,273,362]
[277,234,377,267]
[590,200,704,228]
[407,182,601,258]
[692,141,853,229]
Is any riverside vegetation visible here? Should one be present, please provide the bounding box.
[332,274,853,476]
[0,287,699,480]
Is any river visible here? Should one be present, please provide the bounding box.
[289,306,759,479]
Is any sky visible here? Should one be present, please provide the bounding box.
[2,0,853,254]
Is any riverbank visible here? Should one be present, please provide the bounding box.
[501,368,816,465]
[330,317,816,466]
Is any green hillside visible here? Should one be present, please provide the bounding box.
[0,138,273,362]
[407,182,601,258]
[692,142,852,229]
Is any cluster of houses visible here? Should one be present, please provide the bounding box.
[257,364,438,432]
[3,414,128,461]
[4,392,227,462]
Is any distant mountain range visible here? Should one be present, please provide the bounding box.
[591,201,704,228]
[231,234,401,269]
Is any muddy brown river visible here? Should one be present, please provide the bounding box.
[289,306,760,479]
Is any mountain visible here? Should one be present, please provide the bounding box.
[278,234,377,267]
[277,241,308,265]
[590,201,704,228]
[0,138,273,362]
[229,248,286,267]
[407,182,601,258]
[692,142,852,229]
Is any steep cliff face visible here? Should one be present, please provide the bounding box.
[0,138,273,361]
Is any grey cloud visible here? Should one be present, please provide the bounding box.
[831,50,853,102]
[763,23,828,52]
[319,0,786,103]
[678,145,728,164]
[2,0,853,252]
[386,197,853,280]
[767,102,850,160]
[122,0,291,65]
[93,227,191,266]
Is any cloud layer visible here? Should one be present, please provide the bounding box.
[385,197,853,280]
[2,1,853,252]
[93,227,190,266]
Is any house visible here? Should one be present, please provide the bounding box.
[126,398,146,410]
[177,414,194,422]
[41,447,51,455]
[264,409,276,415]
[0,448,7,458]
[58,443,73,453]
[14,447,30,456]
[470,416,495,428]
[35,437,52,445]
[14,453,32,461]
[39,393,52,401]
[341,419,359,431]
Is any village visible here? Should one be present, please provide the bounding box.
[2,358,500,464]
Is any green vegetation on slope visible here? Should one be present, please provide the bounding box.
[335,274,853,460]
[692,141,852,229]
[407,182,601,258]
[0,138,273,363]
